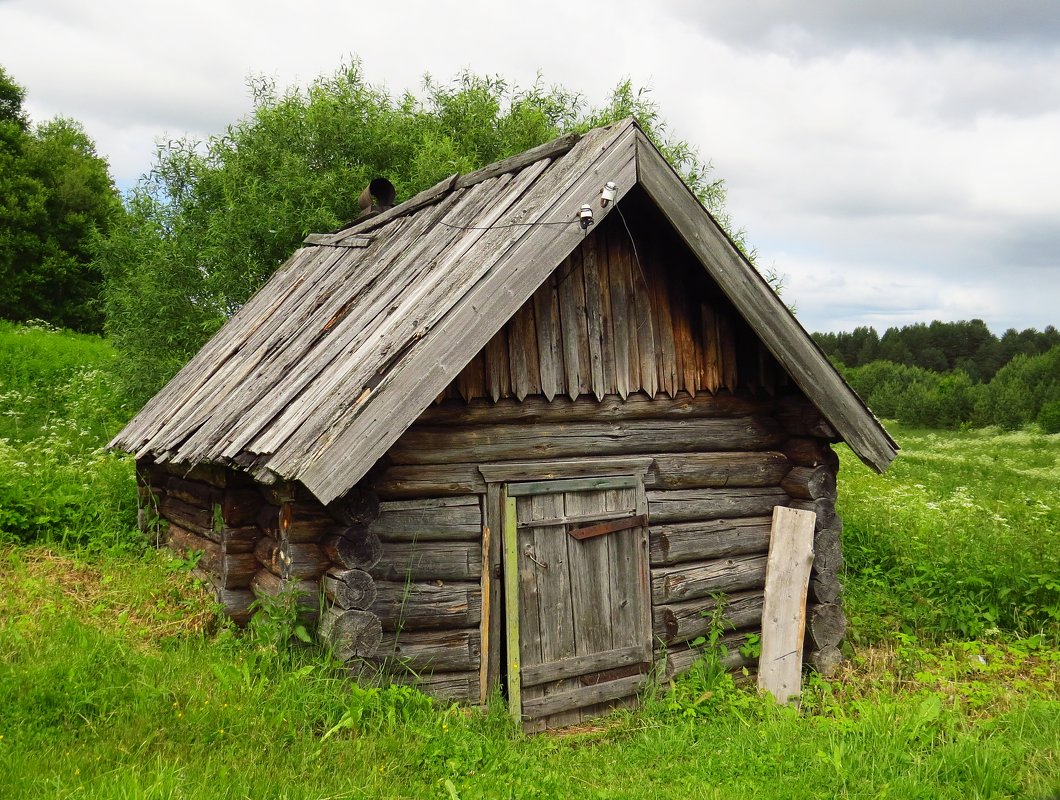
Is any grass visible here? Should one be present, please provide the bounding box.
[1,322,1058,798]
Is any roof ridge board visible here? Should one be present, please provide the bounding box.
[453,132,581,191]
[633,131,897,471]
[150,245,361,459]
[293,124,640,500]
[233,178,508,459]
[252,162,556,466]
[201,186,480,463]
[119,245,327,454]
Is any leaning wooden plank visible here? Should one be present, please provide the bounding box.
[635,129,898,472]
[757,506,816,704]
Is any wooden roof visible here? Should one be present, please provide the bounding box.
[111,118,897,504]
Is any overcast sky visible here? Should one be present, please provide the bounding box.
[2,0,1058,334]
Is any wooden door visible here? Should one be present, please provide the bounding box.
[502,476,652,731]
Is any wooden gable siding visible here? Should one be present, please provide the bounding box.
[442,202,786,404]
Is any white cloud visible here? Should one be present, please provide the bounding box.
[1,0,1057,334]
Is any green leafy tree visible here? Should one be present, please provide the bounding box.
[97,62,747,404]
[0,65,121,332]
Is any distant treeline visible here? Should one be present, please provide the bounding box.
[813,319,1060,382]
[813,321,1060,432]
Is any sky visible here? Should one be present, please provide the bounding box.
[2,0,1058,335]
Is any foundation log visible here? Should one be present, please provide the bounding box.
[323,569,377,610]
[781,465,838,501]
[319,607,383,660]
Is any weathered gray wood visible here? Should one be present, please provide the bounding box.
[321,527,383,571]
[653,590,764,645]
[326,489,381,527]
[250,569,320,608]
[581,239,608,400]
[337,172,459,236]
[214,587,255,626]
[809,573,842,604]
[782,437,840,469]
[416,391,772,427]
[557,251,587,401]
[648,451,791,490]
[807,603,848,649]
[520,644,647,688]
[390,417,784,466]
[758,506,815,704]
[484,326,512,402]
[635,130,897,473]
[368,496,482,541]
[662,628,757,677]
[372,628,481,672]
[520,673,646,720]
[649,517,773,566]
[813,526,844,573]
[160,495,216,538]
[782,465,838,501]
[165,475,221,507]
[199,524,260,554]
[293,123,640,503]
[508,303,540,401]
[379,669,480,703]
[647,488,789,524]
[605,227,633,399]
[280,500,338,543]
[651,554,768,603]
[168,524,258,589]
[806,645,844,677]
[369,540,481,581]
[323,569,377,610]
[371,462,487,499]
[776,394,838,439]
[319,607,383,660]
[254,537,331,580]
[484,482,504,698]
[523,491,576,728]
[789,498,839,531]
[508,475,639,496]
[531,273,563,401]
[370,581,482,630]
[455,132,579,189]
[478,457,653,485]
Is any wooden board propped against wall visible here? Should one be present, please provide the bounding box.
[757,506,816,704]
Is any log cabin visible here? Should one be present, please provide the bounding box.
[110,117,897,730]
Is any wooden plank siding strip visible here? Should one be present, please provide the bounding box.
[507,475,640,496]
[520,673,646,720]
[568,514,647,541]
[635,129,897,472]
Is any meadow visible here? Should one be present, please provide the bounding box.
[0,322,1057,799]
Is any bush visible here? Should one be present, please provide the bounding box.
[1039,400,1060,434]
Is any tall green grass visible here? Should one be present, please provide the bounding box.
[840,424,1060,641]
[0,321,137,549]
